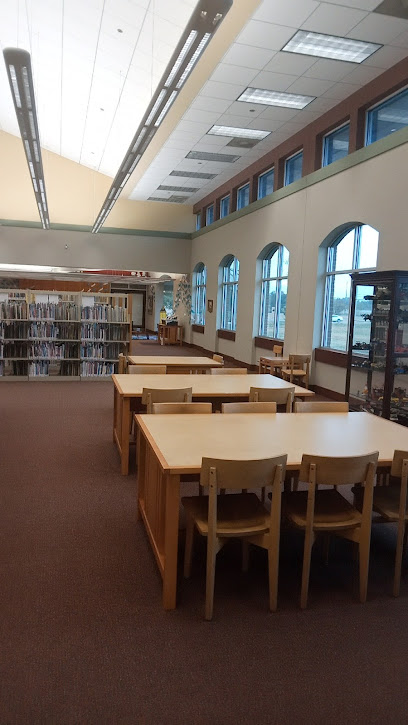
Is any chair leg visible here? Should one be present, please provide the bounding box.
[358,536,370,603]
[242,540,249,573]
[205,536,217,621]
[183,517,194,578]
[393,521,406,597]
[268,538,280,613]
[300,530,315,609]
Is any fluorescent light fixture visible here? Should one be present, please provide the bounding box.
[238,87,315,109]
[0,264,70,273]
[91,0,232,233]
[282,30,382,63]
[208,125,270,140]
[3,48,50,229]
[186,150,240,162]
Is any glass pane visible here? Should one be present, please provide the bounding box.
[263,250,278,279]
[366,88,408,145]
[260,279,277,337]
[322,124,350,166]
[325,273,351,350]
[332,229,355,271]
[222,283,237,330]
[195,214,201,231]
[277,278,287,339]
[237,184,250,210]
[220,195,230,218]
[358,225,379,269]
[284,152,303,186]
[281,246,289,277]
[257,169,274,199]
[394,282,408,424]
[206,205,214,225]
[352,285,374,353]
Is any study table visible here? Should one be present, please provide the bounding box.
[258,356,289,374]
[135,411,408,610]
[113,373,314,474]
[127,356,223,373]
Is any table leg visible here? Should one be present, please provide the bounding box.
[120,396,131,475]
[113,385,118,442]
[163,473,181,610]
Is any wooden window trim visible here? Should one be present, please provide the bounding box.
[192,324,205,334]
[314,347,347,368]
[254,336,284,351]
[217,329,236,342]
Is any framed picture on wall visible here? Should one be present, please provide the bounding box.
[147,295,153,314]
[207,299,213,313]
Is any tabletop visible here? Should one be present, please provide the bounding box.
[127,356,222,367]
[135,412,408,474]
[112,373,315,397]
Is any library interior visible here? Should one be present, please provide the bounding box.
[2,0,408,722]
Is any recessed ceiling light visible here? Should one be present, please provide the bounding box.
[238,87,315,109]
[208,125,270,140]
[117,28,123,33]
[282,30,382,63]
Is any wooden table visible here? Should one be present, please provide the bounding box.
[259,356,289,374]
[158,324,183,345]
[127,356,223,373]
[113,374,314,474]
[135,411,408,609]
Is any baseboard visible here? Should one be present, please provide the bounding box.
[310,384,346,401]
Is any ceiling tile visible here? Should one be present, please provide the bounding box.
[248,118,285,132]
[253,0,320,27]
[340,64,383,85]
[286,76,335,96]
[391,30,408,48]
[224,101,266,118]
[237,20,297,51]
[322,81,361,100]
[264,51,318,75]
[320,0,381,8]
[363,44,408,68]
[182,108,223,125]
[258,106,301,121]
[190,96,233,114]
[347,14,408,44]
[210,63,258,86]
[221,43,276,70]
[304,58,360,81]
[250,70,299,92]
[200,80,247,101]
[301,4,368,35]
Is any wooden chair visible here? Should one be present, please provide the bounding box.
[362,450,408,597]
[272,345,283,356]
[128,365,167,374]
[118,353,127,374]
[281,354,311,389]
[182,454,287,620]
[151,402,212,414]
[249,386,294,413]
[141,387,193,414]
[213,354,224,364]
[294,401,349,413]
[210,367,247,375]
[284,451,378,609]
[222,402,277,414]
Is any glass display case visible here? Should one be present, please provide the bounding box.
[346,270,408,425]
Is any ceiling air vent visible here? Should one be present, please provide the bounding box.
[226,137,260,148]
[148,195,189,203]
[158,184,199,192]
[186,150,240,162]
[374,0,408,18]
[170,170,217,179]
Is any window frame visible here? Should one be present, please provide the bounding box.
[192,263,207,326]
[257,167,275,200]
[220,255,239,332]
[365,84,408,147]
[236,182,250,211]
[195,213,201,231]
[220,194,230,219]
[284,150,303,186]
[322,122,350,168]
[205,203,214,226]
[259,245,289,341]
[321,226,378,351]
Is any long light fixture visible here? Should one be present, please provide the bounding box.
[92,0,233,233]
[238,87,315,109]
[208,124,270,139]
[3,48,50,229]
[282,30,382,63]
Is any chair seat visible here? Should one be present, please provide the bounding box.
[281,368,307,377]
[181,492,269,537]
[373,484,408,521]
[283,489,361,530]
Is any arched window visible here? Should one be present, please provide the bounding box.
[322,224,379,351]
[259,244,289,340]
[192,263,206,325]
[220,255,239,331]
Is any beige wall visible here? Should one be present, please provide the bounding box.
[190,140,408,392]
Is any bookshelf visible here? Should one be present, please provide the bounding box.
[0,289,131,380]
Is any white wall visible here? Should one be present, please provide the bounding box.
[190,140,408,390]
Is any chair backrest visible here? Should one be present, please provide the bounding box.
[210,367,248,375]
[273,345,283,356]
[212,354,224,364]
[288,354,310,372]
[128,365,167,374]
[200,454,287,492]
[141,387,193,413]
[390,450,408,479]
[151,402,212,414]
[222,401,277,414]
[294,401,349,413]
[249,386,294,412]
[118,353,127,374]
[299,451,378,488]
